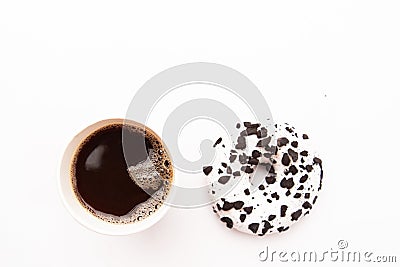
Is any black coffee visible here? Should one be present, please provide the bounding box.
[71,123,172,223]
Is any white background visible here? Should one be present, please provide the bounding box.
[1,1,399,266]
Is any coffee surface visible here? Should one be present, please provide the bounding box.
[72,123,170,219]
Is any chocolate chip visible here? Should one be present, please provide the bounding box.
[285,127,293,133]
[248,223,259,233]
[258,184,265,190]
[243,206,253,214]
[218,176,230,184]
[226,166,232,174]
[282,153,290,166]
[243,166,253,174]
[300,174,308,183]
[239,153,248,164]
[288,148,298,162]
[222,201,234,211]
[235,136,246,149]
[271,192,280,200]
[293,193,301,198]
[248,158,259,165]
[252,150,262,158]
[236,123,241,129]
[256,137,271,147]
[260,220,273,235]
[233,171,241,176]
[239,130,248,136]
[306,165,313,172]
[258,127,268,138]
[280,178,295,189]
[291,209,302,221]
[229,154,237,163]
[221,162,227,168]
[203,166,212,175]
[265,176,276,184]
[267,164,275,174]
[280,205,288,217]
[263,152,272,158]
[291,141,298,148]
[233,201,244,210]
[277,226,289,232]
[268,145,277,155]
[244,122,260,128]
[313,157,322,165]
[302,134,309,139]
[302,201,312,209]
[246,127,258,136]
[268,215,276,221]
[239,214,246,222]
[221,217,233,228]
[305,193,310,199]
[288,165,298,175]
[213,137,222,147]
[300,150,308,156]
[277,137,289,147]
[244,188,250,195]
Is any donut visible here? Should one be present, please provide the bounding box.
[203,122,323,236]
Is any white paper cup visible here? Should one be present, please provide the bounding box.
[58,118,172,235]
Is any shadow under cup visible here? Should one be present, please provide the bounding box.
[58,119,174,235]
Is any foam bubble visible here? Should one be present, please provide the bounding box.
[127,149,163,190]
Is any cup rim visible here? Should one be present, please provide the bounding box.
[58,118,173,235]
